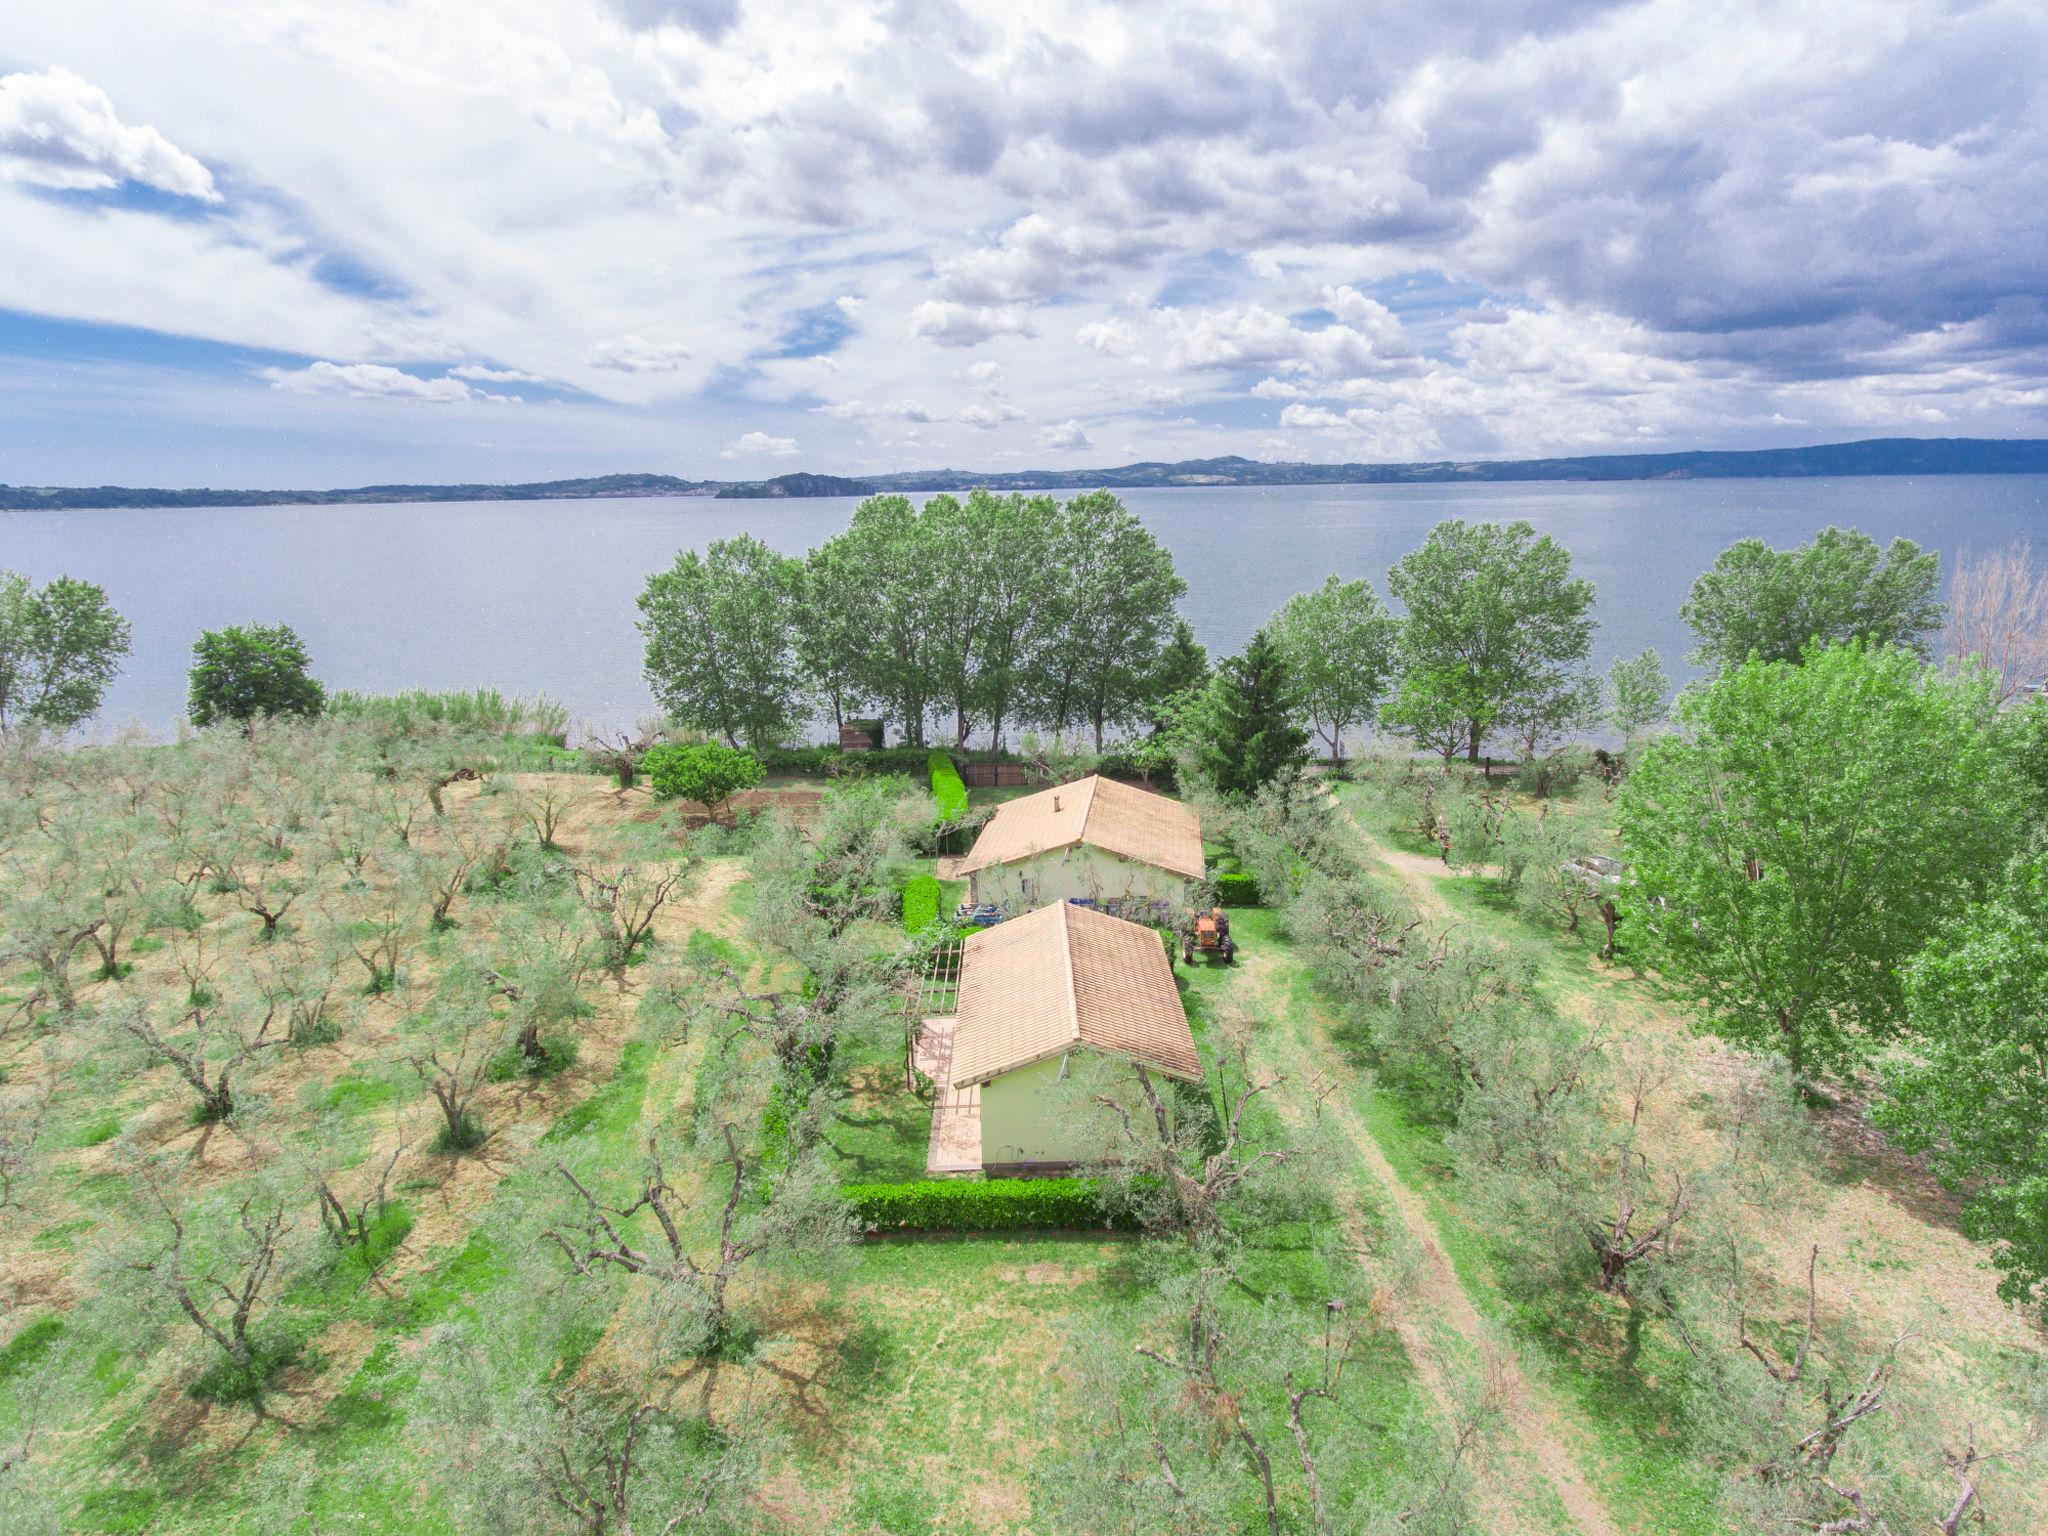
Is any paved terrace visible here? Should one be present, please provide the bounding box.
[913,1016,981,1176]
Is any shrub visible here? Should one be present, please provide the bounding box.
[642,742,764,820]
[928,751,969,823]
[901,874,942,934]
[843,1176,1128,1232]
[1098,736,1178,788]
[1214,871,1261,907]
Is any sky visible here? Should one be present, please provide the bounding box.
[0,0,2044,488]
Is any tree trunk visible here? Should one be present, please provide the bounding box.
[1466,718,1483,763]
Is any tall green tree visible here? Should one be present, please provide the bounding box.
[638,534,803,748]
[828,496,949,746]
[1188,629,1307,799]
[1605,648,1671,743]
[1267,574,1397,765]
[795,538,874,732]
[0,570,131,733]
[925,489,1057,748]
[188,623,325,729]
[1616,642,2017,1085]
[1385,519,1596,763]
[1027,491,1187,750]
[1877,847,2048,1309]
[1143,617,1210,731]
[1681,526,1943,673]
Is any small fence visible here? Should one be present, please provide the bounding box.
[958,762,1049,789]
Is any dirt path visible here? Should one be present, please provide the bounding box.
[1228,788,1627,1535]
[1233,946,1619,1536]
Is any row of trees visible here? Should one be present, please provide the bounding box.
[638,490,1199,751]
[0,714,886,1529]
[1217,771,2043,1532]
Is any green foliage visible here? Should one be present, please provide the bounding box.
[638,533,805,748]
[187,622,325,727]
[0,569,131,732]
[1213,871,1261,907]
[1879,846,2048,1308]
[843,1176,1128,1231]
[1267,572,1397,762]
[1187,628,1308,799]
[641,741,765,819]
[432,1110,486,1153]
[899,874,941,934]
[325,687,570,742]
[1605,648,1670,741]
[1617,641,2019,1083]
[1681,525,1943,672]
[926,751,968,822]
[1386,518,1596,762]
[1381,661,1494,763]
[0,1314,63,1383]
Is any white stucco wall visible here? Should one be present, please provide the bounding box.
[977,1050,1177,1171]
[969,843,1190,918]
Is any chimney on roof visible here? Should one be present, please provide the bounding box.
[1053,794,1062,813]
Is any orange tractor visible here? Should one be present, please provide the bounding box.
[1182,905,1237,966]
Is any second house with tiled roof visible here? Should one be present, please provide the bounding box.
[957,774,1204,925]
[944,899,1200,1176]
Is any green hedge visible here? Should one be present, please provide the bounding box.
[844,1177,1127,1232]
[760,744,934,777]
[901,874,941,934]
[928,751,970,822]
[1215,871,1262,906]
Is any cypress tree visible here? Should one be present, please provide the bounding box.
[1195,628,1308,798]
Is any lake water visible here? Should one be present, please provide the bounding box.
[4,475,2045,738]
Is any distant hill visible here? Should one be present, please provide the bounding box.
[4,437,2045,511]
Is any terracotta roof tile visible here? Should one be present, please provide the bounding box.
[949,901,1199,1087]
[956,775,1204,881]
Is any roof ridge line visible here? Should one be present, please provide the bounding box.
[1057,900,1082,1052]
[1074,774,1101,839]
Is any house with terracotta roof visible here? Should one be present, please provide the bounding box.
[956,774,1204,924]
[918,900,1200,1176]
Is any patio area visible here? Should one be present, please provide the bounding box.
[912,1015,981,1176]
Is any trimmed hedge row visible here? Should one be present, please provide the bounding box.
[901,874,941,934]
[1215,871,1262,907]
[844,1176,1128,1232]
[928,751,970,822]
[760,744,936,777]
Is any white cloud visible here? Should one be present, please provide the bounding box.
[450,364,548,384]
[0,67,217,200]
[4,1,2048,476]
[1076,318,1140,358]
[957,402,1026,429]
[723,430,798,458]
[908,300,1037,347]
[589,335,694,373]
[1039,418,1092,450]
[261,361,474,403]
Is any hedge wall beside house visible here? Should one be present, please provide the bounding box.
[901,874,942,934]
[928,751,970,822]
[844,1177,1129,1232]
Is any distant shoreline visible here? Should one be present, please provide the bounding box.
[5,435,2047,512]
